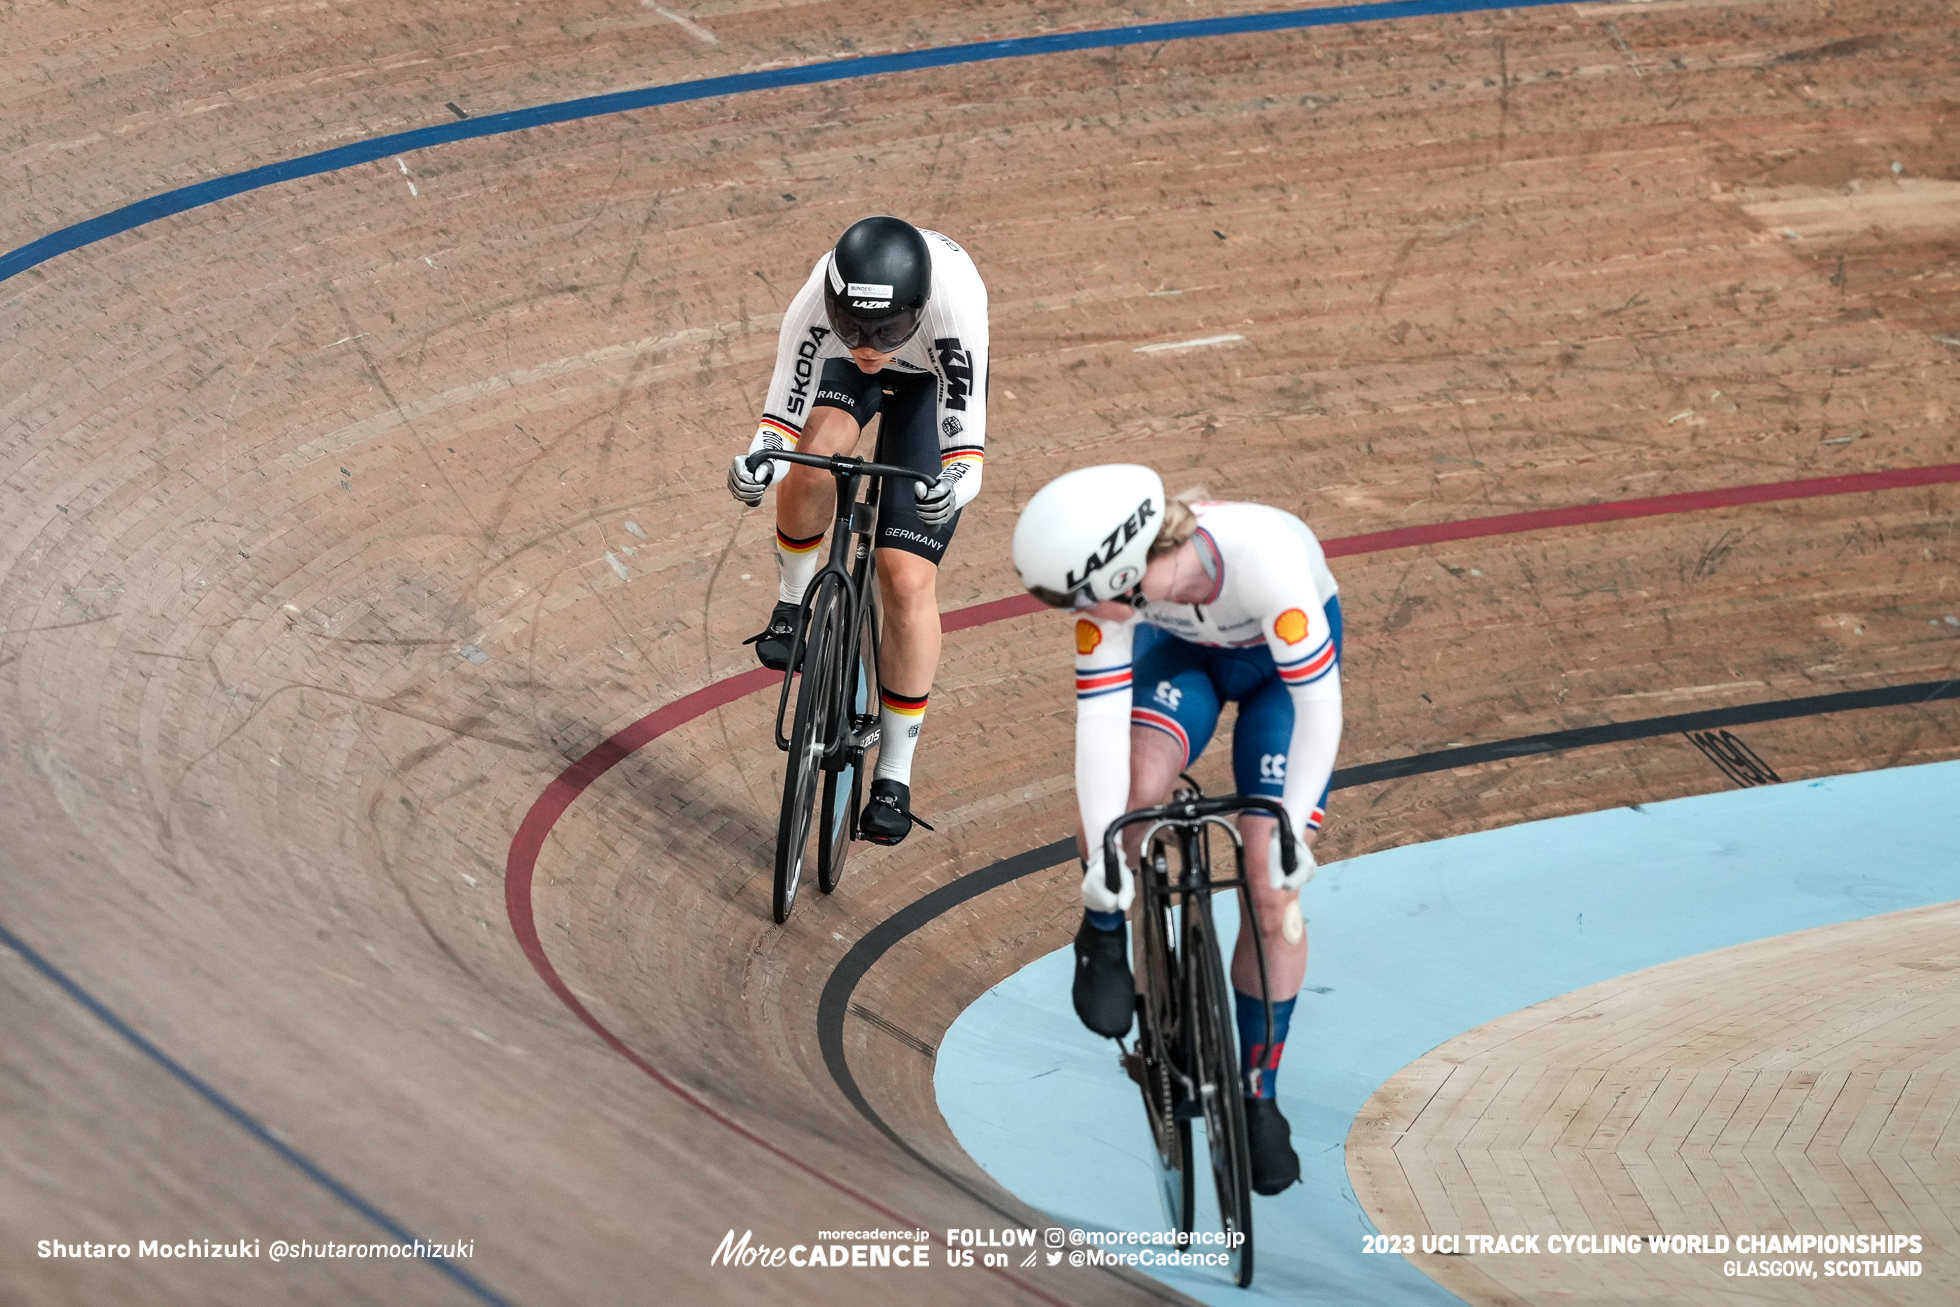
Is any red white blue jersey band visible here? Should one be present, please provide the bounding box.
[1277,635,1338,686]
[1075,664,1132,700]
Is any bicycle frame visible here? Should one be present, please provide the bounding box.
[1102,790,1302,1084]
[746,447,932,764]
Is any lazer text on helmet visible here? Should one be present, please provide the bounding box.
[1065,498,1157,593]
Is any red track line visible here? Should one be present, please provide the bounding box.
[938,463,1960,627]
[1320,462,1960,559]
[503,461,1960,1285]
[504,672,1069,1303]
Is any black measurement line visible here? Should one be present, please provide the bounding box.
[1332,678,1957,788]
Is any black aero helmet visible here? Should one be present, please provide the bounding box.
[823,216,932,352]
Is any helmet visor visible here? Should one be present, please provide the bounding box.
[824,281,924,352]
[1026,581,1147,611]
[1027,584,1093,611]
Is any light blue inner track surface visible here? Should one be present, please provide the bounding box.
[935,761,1960,1305]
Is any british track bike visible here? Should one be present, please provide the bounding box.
[746,447,933,923]
[1102,781,1301,1289]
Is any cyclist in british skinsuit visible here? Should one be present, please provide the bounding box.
[1012,465,1344,1196]
[727,217,989,844]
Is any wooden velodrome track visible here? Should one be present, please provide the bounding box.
[3,1,1956,1304]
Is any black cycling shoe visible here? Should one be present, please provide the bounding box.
[743,599,803,672]
[1245,1096,1301,1195]
[860,778,933,846]
[1072,913,1134,1039]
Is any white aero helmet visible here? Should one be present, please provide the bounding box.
[1013,464,1165,609]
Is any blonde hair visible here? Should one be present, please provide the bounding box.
[1149,487,1208,558]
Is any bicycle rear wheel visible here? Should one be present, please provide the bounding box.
[1188,894,1254,1286]
[774,581,842,922]
[818,599,876,895]
[1129,843,1194,1238]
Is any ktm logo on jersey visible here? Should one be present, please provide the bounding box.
[935,337,973,411]
[1273,608,1310,644]
[1075,620,1102,656]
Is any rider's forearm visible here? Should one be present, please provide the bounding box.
[1075,702,1130,863]
[1281,690,1342,833]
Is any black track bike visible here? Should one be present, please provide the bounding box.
[1103,780,1299,1289]
[746,447,932,923]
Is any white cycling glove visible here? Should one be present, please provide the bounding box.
[1267,820,1317,892]
[913,460,982,528]
[1080,848,1136,915]
[728,426,789,506]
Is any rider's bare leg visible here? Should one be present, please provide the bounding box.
[1231,814,1310,1002]
[869,547,941,786]
[873,548,941,699]
[776,406,863,542]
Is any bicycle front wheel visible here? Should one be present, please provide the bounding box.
[1132,844,1194,1238]
[818,599,876,895]
[1188,894,1254,1286]
[775,582,843,923]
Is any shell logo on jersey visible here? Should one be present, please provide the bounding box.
[1273,608,1311,644]
[1075,620,1103,656]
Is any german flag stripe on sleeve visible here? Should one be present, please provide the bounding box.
[758,416,800,442]
[940,445,985,466]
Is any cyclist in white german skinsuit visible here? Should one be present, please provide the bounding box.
[1012,465,1344,1196]
[727,217,988,844]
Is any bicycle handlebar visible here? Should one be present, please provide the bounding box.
[747,448,936,490]
[1099,794,1298,892]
